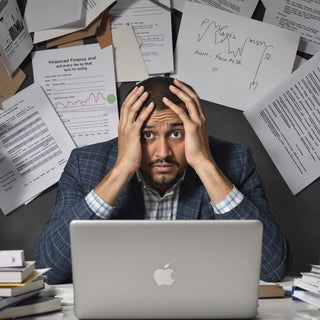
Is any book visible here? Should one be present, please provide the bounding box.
[294,278,320,295]
[311,264,320,274]
[0,251,25,268]
[0,270,48,287]
[301,272,320,286]
[0,290,40,310]
[0,296,61,319]
[0,278,44,297]
[258,285,285,298]
[292,290,320,309]
[0,261,35,283]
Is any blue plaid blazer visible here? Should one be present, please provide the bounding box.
[34,137,291,284]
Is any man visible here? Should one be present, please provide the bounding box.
[34,77,291,284]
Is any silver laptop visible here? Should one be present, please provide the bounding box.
[70,220,263,319]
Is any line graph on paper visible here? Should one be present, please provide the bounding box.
[43,74,118,147]
[196,18,273,91]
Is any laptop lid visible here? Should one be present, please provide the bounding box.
[70,220,263,319]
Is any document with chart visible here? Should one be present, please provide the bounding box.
[0,0,33,75]
[32,44,119,147]
[174,2,300,111]
[0,84,76,215]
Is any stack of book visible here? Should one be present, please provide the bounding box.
[0,250,61,319]
[292,263,320,308]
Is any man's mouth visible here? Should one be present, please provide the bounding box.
[149,159,179,173]
[152,164,175,173]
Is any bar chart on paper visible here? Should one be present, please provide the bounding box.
[32,44,119,147]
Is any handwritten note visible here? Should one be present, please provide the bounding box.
[174,2,300,111]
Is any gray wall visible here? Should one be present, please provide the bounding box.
[1,2,319,276]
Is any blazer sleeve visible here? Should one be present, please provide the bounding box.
[33,148,101,284]
[213,144,292,282]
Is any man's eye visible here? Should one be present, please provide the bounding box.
[142,132,154,139]
[171,131,183,138]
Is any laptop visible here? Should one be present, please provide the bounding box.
[70,220,263,319]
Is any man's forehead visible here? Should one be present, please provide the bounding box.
[144,109,183,127]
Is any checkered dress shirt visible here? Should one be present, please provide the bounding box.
[85,172,244,219]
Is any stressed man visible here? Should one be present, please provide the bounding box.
[34,77,291,284]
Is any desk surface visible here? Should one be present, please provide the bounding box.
[17,283,320,320]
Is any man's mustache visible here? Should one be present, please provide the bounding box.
[149,158,180,167]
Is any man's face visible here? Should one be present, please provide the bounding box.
[139,108,187,195]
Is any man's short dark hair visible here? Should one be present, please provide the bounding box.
[136,76,194,111]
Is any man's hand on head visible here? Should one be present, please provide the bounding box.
[94,85,154,206]
[116,85,154,176]
[162,79,213,171]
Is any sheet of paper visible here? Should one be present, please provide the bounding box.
[24,0,83,33]
[33,0,115,44]
[244,52,320,195]
[172,0,259,17]
[173,2,300,111]
[0,58,26,104]
[112,25,148,82]
[0,84,76,215]
[0,0,33,75]
[110,0,173,75]
[46,13,103,48]
[263,0,320,56]
[32,44,119,147]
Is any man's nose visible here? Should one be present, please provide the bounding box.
[155,137,172,159]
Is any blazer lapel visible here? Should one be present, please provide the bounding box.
[113,175,145,219]
[176,167,204,220]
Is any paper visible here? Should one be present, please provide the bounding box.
[32,44,119,147]
[0,84,76,215]
[24,0,83,33]
[112,25,148,82]
[0,0,33,75]
[33,0,115,44]
[174,2,300,111]
[0,58,26,104]
[46,14,103,48]
[244,52,320,195]
[172,0,259,17]
[263,0,320,56]
[110,0,173,75]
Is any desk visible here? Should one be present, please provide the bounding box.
[16,284,320,320]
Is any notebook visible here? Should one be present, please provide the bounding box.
[70,220,263,319]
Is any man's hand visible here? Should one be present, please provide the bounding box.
[162,79,212,170]
[115,85,154,176]
[163,79,233,204]
[94,85,154,206]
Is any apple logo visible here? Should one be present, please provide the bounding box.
[153,263,175,286]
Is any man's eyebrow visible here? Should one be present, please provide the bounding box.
[141,122,184,129]
[141,124,155,129]
[168,122,183,128]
